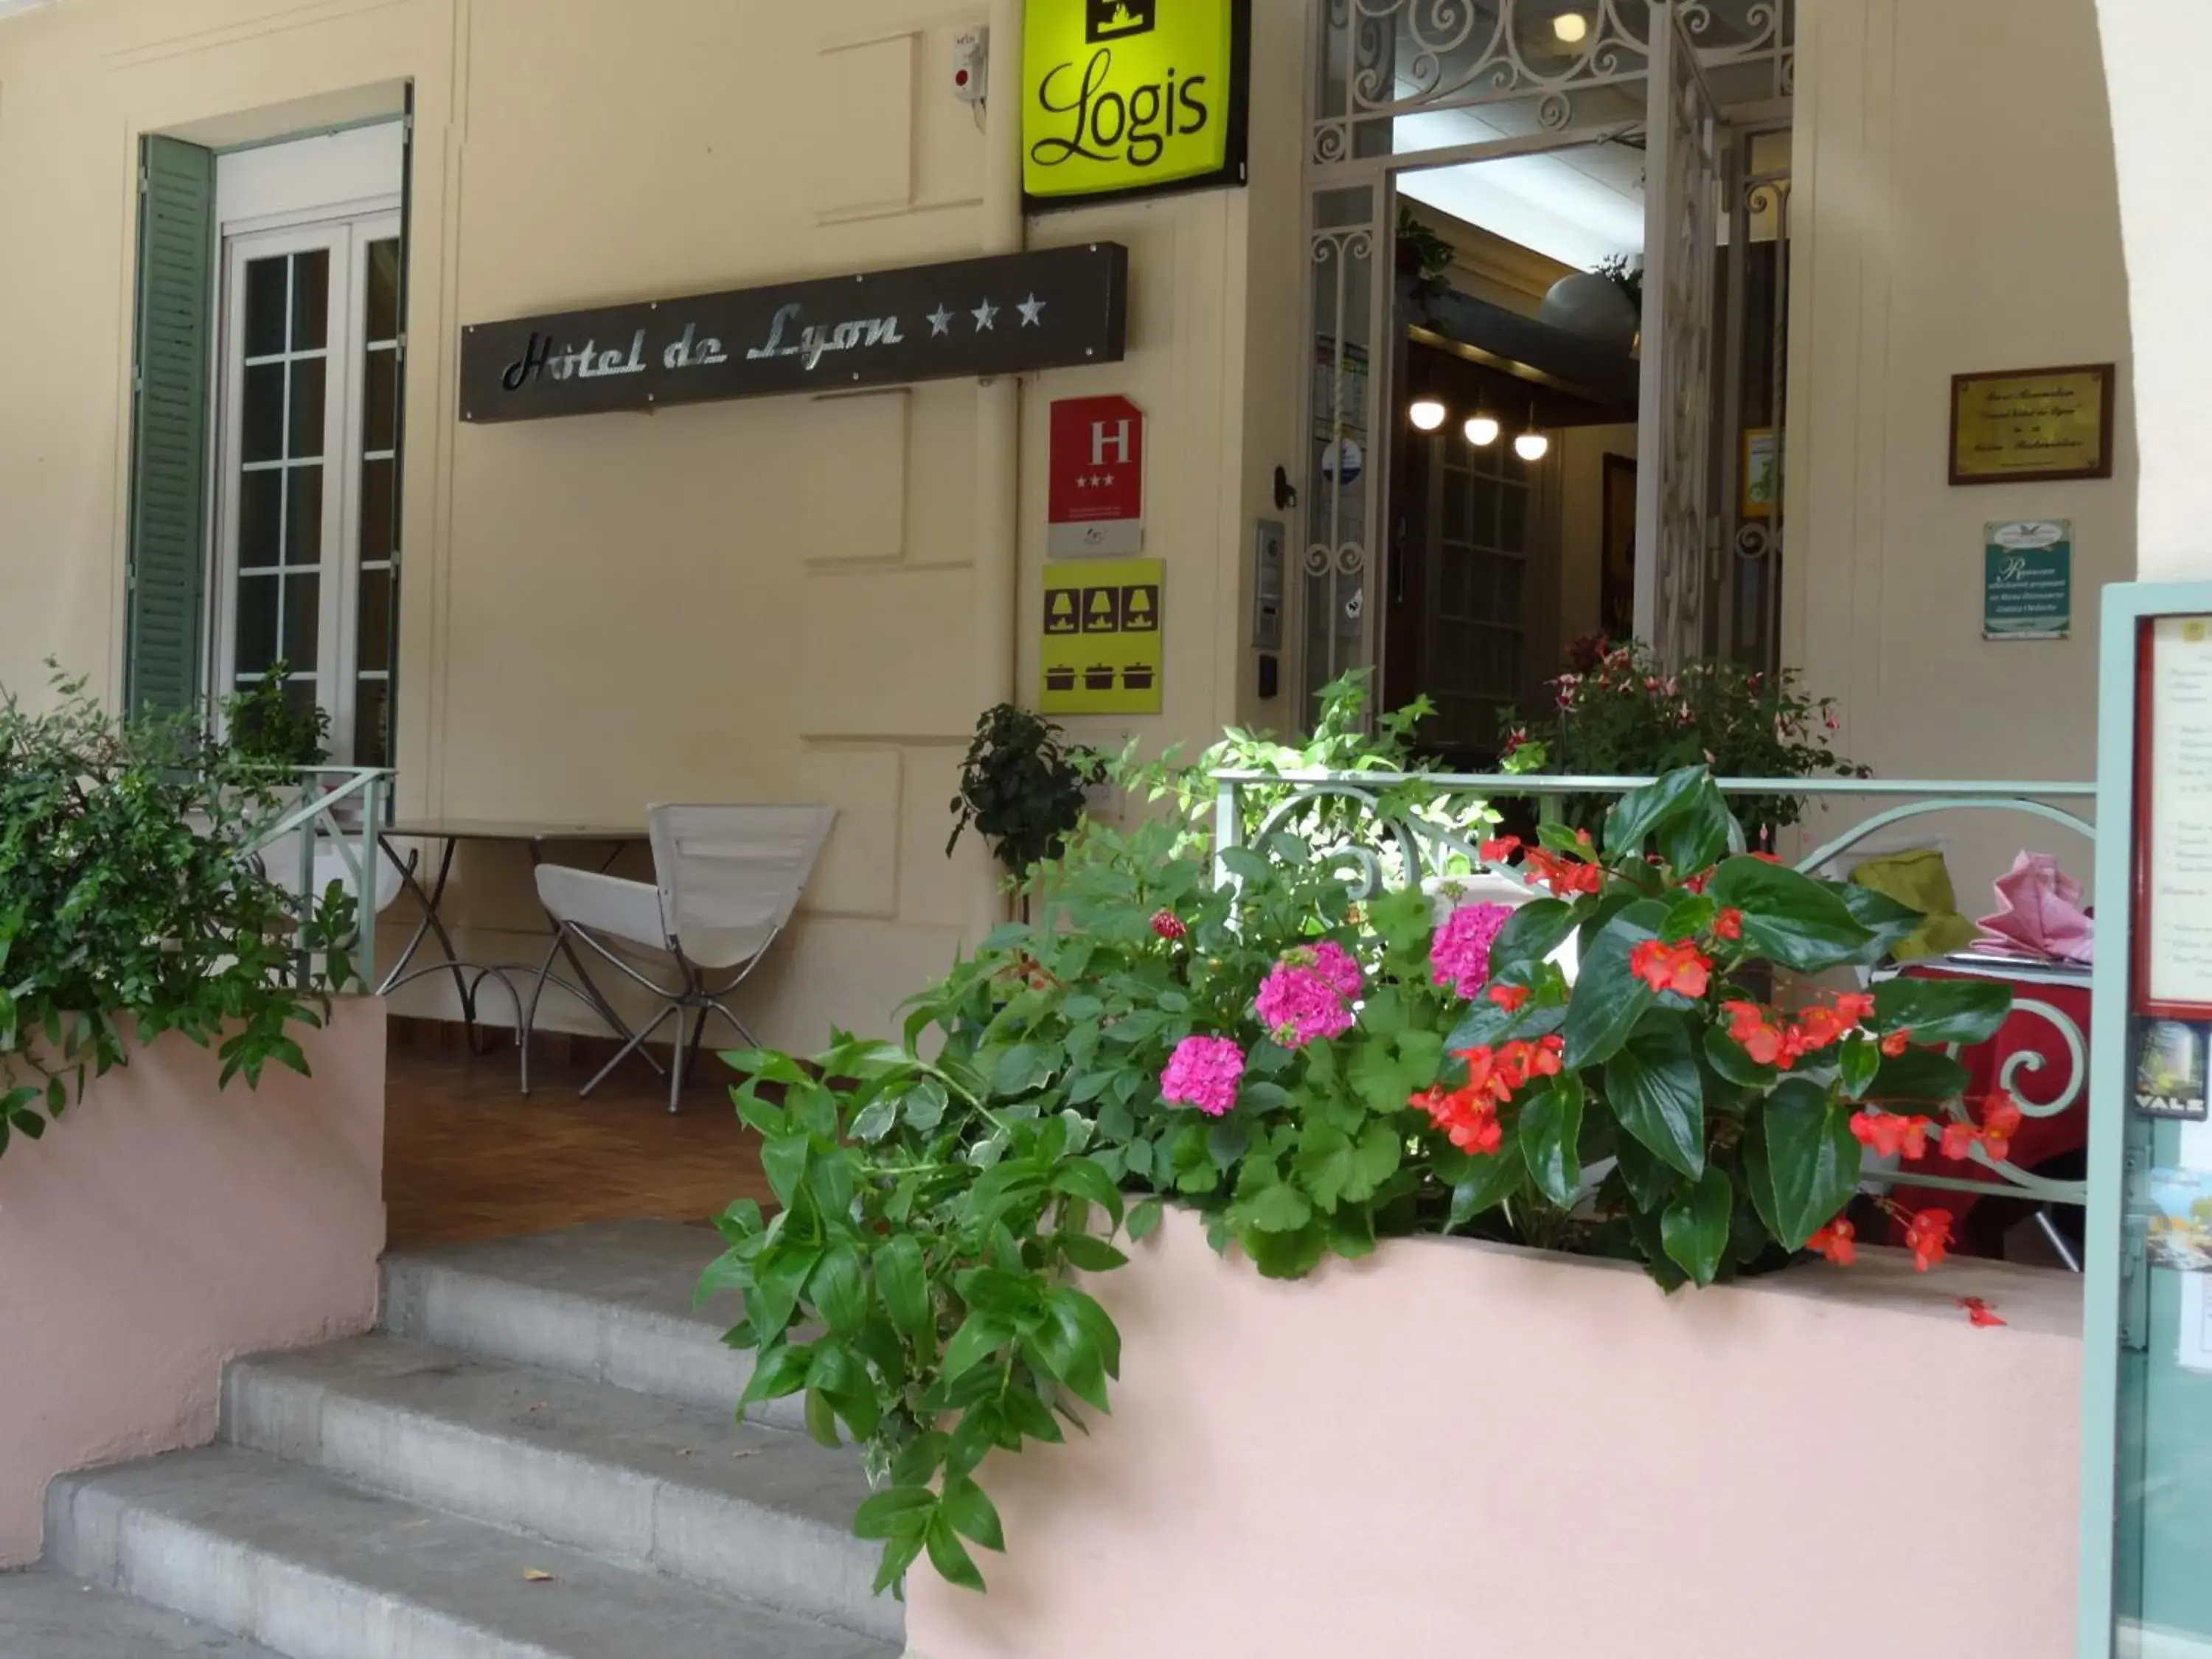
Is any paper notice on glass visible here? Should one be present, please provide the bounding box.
[2145,618,2212,1010]
[2183,1276,2212,1374]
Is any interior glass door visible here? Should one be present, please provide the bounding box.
[215,211,400,765]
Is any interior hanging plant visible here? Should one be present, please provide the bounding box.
[1395,204,1455,284]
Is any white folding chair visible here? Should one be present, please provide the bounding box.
[522,804,835,1113]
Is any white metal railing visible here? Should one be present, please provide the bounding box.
[1210,769,2097,1230]
[239,766,389,988]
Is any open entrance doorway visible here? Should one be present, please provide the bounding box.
[1298,0,1796,733]
[1383,143,1644,765]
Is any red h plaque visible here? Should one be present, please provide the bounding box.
[1048,395,1145,556]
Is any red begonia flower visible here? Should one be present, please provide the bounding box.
[1807,1217,1857,1266]
[1905,1208,1953,1272]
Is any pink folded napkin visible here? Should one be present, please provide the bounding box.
[1974,852,2095,964]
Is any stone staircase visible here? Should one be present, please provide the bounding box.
[0,1222,902,1659]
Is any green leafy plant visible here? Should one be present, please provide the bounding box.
[705,695,2009,1596]
[1396,204,1455,283]
[222,661,331,768]
[0,668,358,1155]
[947,704,1105,878]
[1503,637,1865,843]
[1164,668,1497,876]
[1596,252,1643,314]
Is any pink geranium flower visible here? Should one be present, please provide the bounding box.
[1430,902,1513,1000]
[1255,942,1363,1047]
[1302,940,1363,1000]
[1161,1035,1245,1118]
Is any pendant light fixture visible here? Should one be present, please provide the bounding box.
[1514,403,1550,462]
[1464,389,1500,447]
[1409,397,1447,432]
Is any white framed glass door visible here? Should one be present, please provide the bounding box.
[346,223,403,770]
[212,209,400,765]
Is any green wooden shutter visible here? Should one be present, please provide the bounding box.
[123,134,217,720]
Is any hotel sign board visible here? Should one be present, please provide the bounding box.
[459,243,1129,423]
[1023,0,1248,210]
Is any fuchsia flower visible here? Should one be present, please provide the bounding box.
[1429,902,1513,1000]
[1254,942,1363,1047]
[1161,1035,1244,1118]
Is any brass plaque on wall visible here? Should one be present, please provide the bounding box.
[1950,363,2115,485]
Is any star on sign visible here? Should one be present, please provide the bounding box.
[926,305,953,337]
[1017,293,1046,327]
[972,297,999,332]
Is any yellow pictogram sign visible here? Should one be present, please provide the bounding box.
[1040,558,1162,714]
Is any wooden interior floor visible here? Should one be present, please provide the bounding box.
[383,1038,773,1250]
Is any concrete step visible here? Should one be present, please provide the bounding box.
[221,1332,894,1645]
[0,1570,283,1658]
[46,1447,897,1659]
[379,1220,807,1430]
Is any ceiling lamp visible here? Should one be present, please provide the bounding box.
[1408,398,1447,431]
[1553,11,1590,44]
[1540,270,1638,351]
[1514,406,1550,462]
[1464,412,1500,447]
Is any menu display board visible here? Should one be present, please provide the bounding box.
[2137,616,2212,1015]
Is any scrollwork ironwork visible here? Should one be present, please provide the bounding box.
[1312,0,1794,167]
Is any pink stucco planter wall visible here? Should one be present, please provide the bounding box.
[0,1000,386,1565]
[906,1206,2081,1659]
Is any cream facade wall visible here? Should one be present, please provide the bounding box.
[1785,0,2130,897]
[0,0,2144,1051]
[2097,0,2212,589]
[0,0,1304,1051]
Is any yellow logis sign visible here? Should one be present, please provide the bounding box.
[1023,0,1245,206]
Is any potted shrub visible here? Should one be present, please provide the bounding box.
[947,703,1106,893]
[0,668,355,1151]
[0,671,382,1565]
[221,660,332,770]
[1504,636,1866,848]
[705,682,2016,1598]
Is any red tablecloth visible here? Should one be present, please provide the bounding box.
[1877,965,2092,1248]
